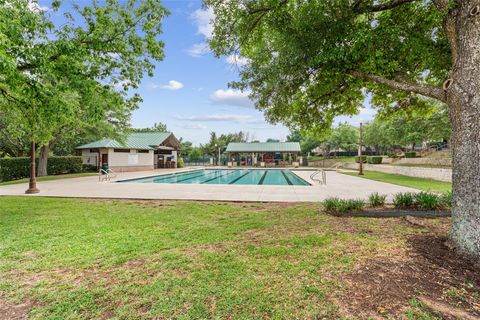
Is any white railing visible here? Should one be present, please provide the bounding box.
[310,169,327,185]
[98,168,117,182]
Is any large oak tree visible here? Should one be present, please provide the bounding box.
[206,0,480,262]
[0,0,167,189]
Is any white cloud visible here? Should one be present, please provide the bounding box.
[186,43,210,57]
[187,8,215,57]
[178,124,207,130]
[210,89,254,108]
[175,114,261,124]
[191,7,214,38]
[28,1,48,12]
[226,54,249,67]
[150,80,184,90]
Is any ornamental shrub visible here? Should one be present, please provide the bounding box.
[393,192,415,208]
[404,151,417,158]
[354,156,367,163]
[368,192,387,207]
[439,191,452,209]
[414,192,440,210]
[177,157,184,168]
[366,156,383,164]
[0,156,83,181]
[322,197,365,213]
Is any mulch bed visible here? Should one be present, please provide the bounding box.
[331,209,451,218]
[340,233,480,319]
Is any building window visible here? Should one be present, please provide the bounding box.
[114,149,130,153]
[89,149,99,153]
[138,150,149,153]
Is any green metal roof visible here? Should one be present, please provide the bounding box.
[76,132,174,150]
[225,142,301,153]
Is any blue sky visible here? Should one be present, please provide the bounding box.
[44,0,375,145]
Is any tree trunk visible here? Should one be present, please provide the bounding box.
[447,0,480,263]
[37,144,49,177]
[37,140,57,177]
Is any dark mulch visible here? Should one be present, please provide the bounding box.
[341,233,480,319]
[332,210,451,218]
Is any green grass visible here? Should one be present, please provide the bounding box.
[0,197,438,319]
[0,172,96,186]
[307,156,356,163]
[342,171,452,192]
[388,163,452,169]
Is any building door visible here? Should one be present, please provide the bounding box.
[101,153,108,165]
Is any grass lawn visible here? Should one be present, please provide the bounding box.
[0,172,97,186]
[307,156,356,163]
[0,197,477,319]
[342,170,452,192]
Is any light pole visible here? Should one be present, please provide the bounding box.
[359,122,364,175]
[218,146,221,166]
[26,141,40,194]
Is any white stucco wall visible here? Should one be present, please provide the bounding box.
[81,150,98,166]
[108,149,153,167]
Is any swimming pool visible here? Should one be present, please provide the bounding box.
[119,169,310,186]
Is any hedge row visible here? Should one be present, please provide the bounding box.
[355,156,383,164]
[367,156,383,164]
[0,156,83,181]
[354,156,367,163]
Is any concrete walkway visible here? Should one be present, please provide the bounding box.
[0,168,419,202]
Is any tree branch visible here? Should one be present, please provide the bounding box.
[432,0,458,66]
[350,71,446,102]
[352,0,417,13]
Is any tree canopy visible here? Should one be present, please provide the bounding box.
[206,0,451,133]
[0,0,168,146]
[130,122,168,133]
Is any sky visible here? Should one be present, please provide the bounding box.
[43,0,376,146]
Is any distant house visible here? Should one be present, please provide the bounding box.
[225,142,301,167]
[76,132,181,172]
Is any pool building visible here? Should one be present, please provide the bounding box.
[225,142,301,167]
[77,132,181,172]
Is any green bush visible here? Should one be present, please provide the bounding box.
[0,156,83,181]
[82,164,98,172]
[177,157,184,168]
[393,192,415,208]
[439,191,452,209]
[368,192,387,207]
[322,197,365,213]
[322,197,342,212]
[354,156,367,163]
[414,192,440,210]
[404,151,417,158]
[366,156,383,164]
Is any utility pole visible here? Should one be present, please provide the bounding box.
[359,122,364,175]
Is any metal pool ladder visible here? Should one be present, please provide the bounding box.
[310,169,327,185]
[99,168,117,182]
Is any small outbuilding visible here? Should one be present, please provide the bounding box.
[225,142,301,167]
[76,132,181,172]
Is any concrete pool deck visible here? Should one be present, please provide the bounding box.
[0,167,419,202]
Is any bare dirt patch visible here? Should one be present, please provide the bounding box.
[0,299,34,320]
[340,232,480,319]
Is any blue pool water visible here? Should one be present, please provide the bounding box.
[119,169,310,186]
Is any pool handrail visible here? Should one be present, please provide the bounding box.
[98,168,117,182]
[310,169,327,185]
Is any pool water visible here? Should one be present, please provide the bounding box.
[119,169,310,186]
